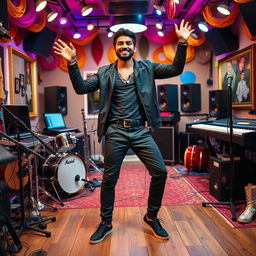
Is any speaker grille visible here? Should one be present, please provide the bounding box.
[44,86,68,115]
[209,90,228,118]
[180,83,201,112]
[157,84,178,112]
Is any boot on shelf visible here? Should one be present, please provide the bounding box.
[238,183,256,224]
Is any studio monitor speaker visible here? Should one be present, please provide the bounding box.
[157,84,178,112]
[24,27,57,57]
[180,83,201,112]
[209,90,228,119]
[151,126,178,165]
[44,86,68,115]
[239,2,256,36]
[0,0,8,30]
[205,27,239,56]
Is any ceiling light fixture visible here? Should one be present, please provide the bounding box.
[73,30,81,39]
[155,20,163,30]
[87,21,94,31]
[217,1,231,16]
[157,29,164,37]
[110,15,147,33]
[47,11,58,22]
[35,0,47,12]
[80,0,93,17]
[107,28,114,38]
[59,17,68,25]
[153,0,166,12]
[198,21,209,32]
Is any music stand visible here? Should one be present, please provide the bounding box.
[202,75,242,221]
[0,145,22,253]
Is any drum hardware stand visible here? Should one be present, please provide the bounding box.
[0,146,22,253]
[0,131,55,236]
[80,109,103,174]
[202,75,243,221]
[27,151,58,211]
[0,104,58,237]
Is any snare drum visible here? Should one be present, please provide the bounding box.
[54,132,77,152]
[43,153,87,194]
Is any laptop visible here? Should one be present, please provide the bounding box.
[2,104,52,147]
[43,113,78,133]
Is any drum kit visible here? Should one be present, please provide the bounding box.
[39,132,93,206]
[0,105,96,243]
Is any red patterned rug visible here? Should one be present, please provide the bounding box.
[174,165,256,229]
[47,165,204,210]
[45,164,256,228]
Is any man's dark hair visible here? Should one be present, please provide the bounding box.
[113,28,136,46]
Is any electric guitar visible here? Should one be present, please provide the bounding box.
[81,108,90,171]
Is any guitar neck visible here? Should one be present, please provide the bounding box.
[81,112,90,167]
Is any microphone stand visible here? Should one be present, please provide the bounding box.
[0,105,56,237]
[202,76,241,221]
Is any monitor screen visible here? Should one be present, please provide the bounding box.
[2,105,31,137]
[44,113,65,129]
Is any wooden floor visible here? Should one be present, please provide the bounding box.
[15,205,256,256]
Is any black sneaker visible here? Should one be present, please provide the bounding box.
[142,214,169,240]
[90,222,113,243]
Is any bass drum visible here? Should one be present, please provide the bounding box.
[43,153,87,194]
[184,145,209,171]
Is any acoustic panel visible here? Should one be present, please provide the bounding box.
[205,27,239,56]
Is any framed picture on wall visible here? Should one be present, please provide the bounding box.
[83,71,99,118]
[218,44,255,109]
[15,77,20,93]
[19,73,24,87]
[8,46,37,117]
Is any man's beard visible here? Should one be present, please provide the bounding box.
[116,48,134,61]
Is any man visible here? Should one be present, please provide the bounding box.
[53,19,194,243]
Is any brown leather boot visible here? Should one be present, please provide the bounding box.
[238,183,256,224]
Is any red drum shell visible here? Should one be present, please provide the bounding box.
[184,145,209,171]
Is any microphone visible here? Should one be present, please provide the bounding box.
[226,74,233,86]
[0,22,13,40]
[75,174,87,182]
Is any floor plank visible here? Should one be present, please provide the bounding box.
[12,205,256,256]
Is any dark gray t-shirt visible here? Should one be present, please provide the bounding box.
[108,68,146,121]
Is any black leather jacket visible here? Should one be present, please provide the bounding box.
[68,43,187,142]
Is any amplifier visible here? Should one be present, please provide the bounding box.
[160,112,180,126]
[151,126,178,165]
[209,156,246,201]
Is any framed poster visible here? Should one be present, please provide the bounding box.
[218,44,255,109]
